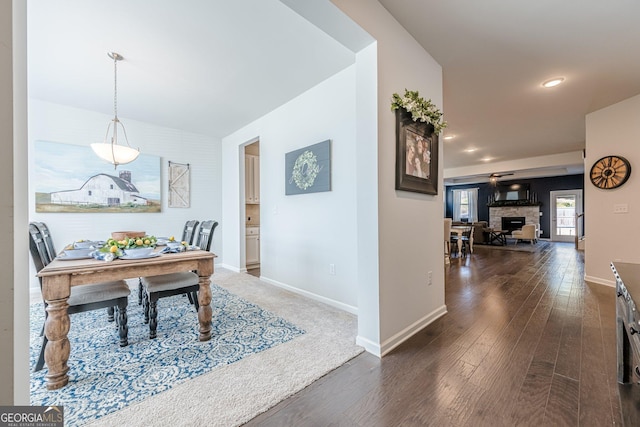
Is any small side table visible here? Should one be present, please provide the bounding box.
[488,229,507,246]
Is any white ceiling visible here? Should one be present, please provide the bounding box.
[378,0,640,182]
[28,1,640,183]
[27,0,355,138]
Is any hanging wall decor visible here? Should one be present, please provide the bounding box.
[34,140,161,213]
[394,107,439,195]
[285,140,331,195]
[168,161,191,208]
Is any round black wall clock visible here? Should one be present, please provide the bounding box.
[589,155,631,189]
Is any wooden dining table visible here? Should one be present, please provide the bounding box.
[450,225,474,257]
[36,248,216,390]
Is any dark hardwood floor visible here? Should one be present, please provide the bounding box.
[245,242,639,426]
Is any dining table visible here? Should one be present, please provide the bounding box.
[450,225,474,257]
[36,248,216,390]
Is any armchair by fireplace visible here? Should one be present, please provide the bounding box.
[512,224,537,244]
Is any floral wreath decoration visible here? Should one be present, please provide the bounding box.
[391,89,447,135]
[291,150,321,190]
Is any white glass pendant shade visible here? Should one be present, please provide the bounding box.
[90,142,140,165]
[91,117,139,166]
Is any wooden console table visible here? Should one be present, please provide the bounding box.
[37,250,215,390]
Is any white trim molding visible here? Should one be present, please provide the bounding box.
[584,274,615,288]
[260,276,358,315]
[380,305,448,357]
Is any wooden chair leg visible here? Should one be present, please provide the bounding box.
[192,291,199,310]
[143,292,150,324]
[117,302,129,347]
[107,306,115,322]
[35,335,48,372]
[138,278,144,305]
[149,294,159,339]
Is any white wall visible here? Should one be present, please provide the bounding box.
[585,93,640,285]
[7,0,30,404]
[1,0,15,404]
[28,100,223,289]
[333,0,446,354]
[222,66,359,311]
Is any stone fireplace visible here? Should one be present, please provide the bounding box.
[489,206,540,232]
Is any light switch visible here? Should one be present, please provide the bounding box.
[614,204,629,214]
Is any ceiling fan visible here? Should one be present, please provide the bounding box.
[487,172,514,184]
[488,172,514,179]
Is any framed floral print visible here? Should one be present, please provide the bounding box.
[395,108,439,195]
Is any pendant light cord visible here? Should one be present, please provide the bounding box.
[113,54,118,120]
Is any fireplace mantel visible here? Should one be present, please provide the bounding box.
[488,201,541,207]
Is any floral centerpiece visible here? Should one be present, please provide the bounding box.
[99,235,157,257]
[391,89,447,135]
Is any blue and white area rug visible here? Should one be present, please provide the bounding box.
[30,284,305,426]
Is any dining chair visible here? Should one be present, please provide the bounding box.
[141,220,219,339]
[444,218,452,260]
[29,222,131,372]
[460,224,475,256]
[182,220,200,245]
[136,219,201,306]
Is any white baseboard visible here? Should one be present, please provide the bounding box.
[259,276,358,315]
[218,263,245,273]
[356,335,381,357]
[584,274,615,288]
[379,305,448,357]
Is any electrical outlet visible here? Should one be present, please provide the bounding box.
[428,271,432,286]
[329,264,336,275]
[614,204,628,214]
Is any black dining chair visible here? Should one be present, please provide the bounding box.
[29,222,131,372]
[141,220,218,339]
[136,219,201,306]
[182,220,200,245]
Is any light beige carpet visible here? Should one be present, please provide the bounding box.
[88,268,363,427]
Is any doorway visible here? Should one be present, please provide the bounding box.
[550,189,583,242]
[244,141,260,276]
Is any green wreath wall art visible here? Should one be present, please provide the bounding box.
[285,140,331,195]
[290,150,321,190]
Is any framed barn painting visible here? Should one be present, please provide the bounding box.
[395,108,439,195]
[34,140,161,213]
[285,140,331,196]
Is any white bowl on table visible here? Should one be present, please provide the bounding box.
[123,247,155,258]
[73,240,99,249]
[62,248,93,258]
[166,242,183,249]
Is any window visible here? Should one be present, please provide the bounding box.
[88,190,92,196]
[452,188,478,223]
[110,184,114,189]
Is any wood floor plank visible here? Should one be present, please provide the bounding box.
[543,374,580,426]
[243,243,634,426]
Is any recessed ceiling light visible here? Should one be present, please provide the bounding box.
[481,157,493,162]
[464,148,477,153]
[443,135,455,140]
[542,77,565,88]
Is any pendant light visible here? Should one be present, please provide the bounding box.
[91,52,140,168]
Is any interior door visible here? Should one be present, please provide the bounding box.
[550,189,583,242]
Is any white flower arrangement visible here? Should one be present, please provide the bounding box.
[391,89,447,135]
